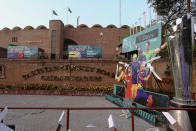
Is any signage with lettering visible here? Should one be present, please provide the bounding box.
[136,29,158,43]
[7,45,38,58]
[41,76,102,81]
[22,65,115,82]
[122,23,162,53]
[68,45,102,58]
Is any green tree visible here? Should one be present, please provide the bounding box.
[147,0,187,27]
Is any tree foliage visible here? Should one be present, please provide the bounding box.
[147,0,187,27]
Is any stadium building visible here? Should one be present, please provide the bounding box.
[0,20,195,99]
[0,20,131,87]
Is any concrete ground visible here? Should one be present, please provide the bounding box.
[0,95,168,131]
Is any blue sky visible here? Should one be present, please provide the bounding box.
[0,0,156,29]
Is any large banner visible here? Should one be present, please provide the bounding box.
[68,45,102,58]
[8,46,38,58]
[122,23,162,53]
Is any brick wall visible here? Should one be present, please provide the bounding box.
[63,27,129,59]
[0,59,196,94]
[0,29,49,52]
[0,59,119,87]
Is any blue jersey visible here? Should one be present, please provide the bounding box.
[130,62,139,84]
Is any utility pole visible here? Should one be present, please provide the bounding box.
[135,22,137,33]
[119,0,121,27]
[130,25,132,36]
[138,17,141,32]
[149,6,152,27]
[132,24,135,34]
[66,7,68,24]
[143,11,146,28]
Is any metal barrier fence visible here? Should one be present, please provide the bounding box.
[1,107,196,131]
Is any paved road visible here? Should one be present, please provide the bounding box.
[0,95,167,131]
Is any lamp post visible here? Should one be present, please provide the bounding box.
[77,16,80,27]
[99,32,103,59]
[100,32,103,45]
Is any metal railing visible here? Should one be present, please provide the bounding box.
[1,106,196,131]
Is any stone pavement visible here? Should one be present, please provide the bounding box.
[0,95,168,131]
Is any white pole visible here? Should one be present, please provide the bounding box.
[67,7,68,24]
[149,7,152,27]
[143,11,146,28]
[156,13,159,23]
[52,11,53,20]
[132,24,134,34]
[135,22,137,33]
[130,25,131,36]
[139,17,141,32]
[119,0,121,27]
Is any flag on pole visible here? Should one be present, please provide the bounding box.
[66,7,72,24]
[52,10,58,16]
[68,7,72,13]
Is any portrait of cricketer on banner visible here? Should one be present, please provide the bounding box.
[122,23,166,61]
